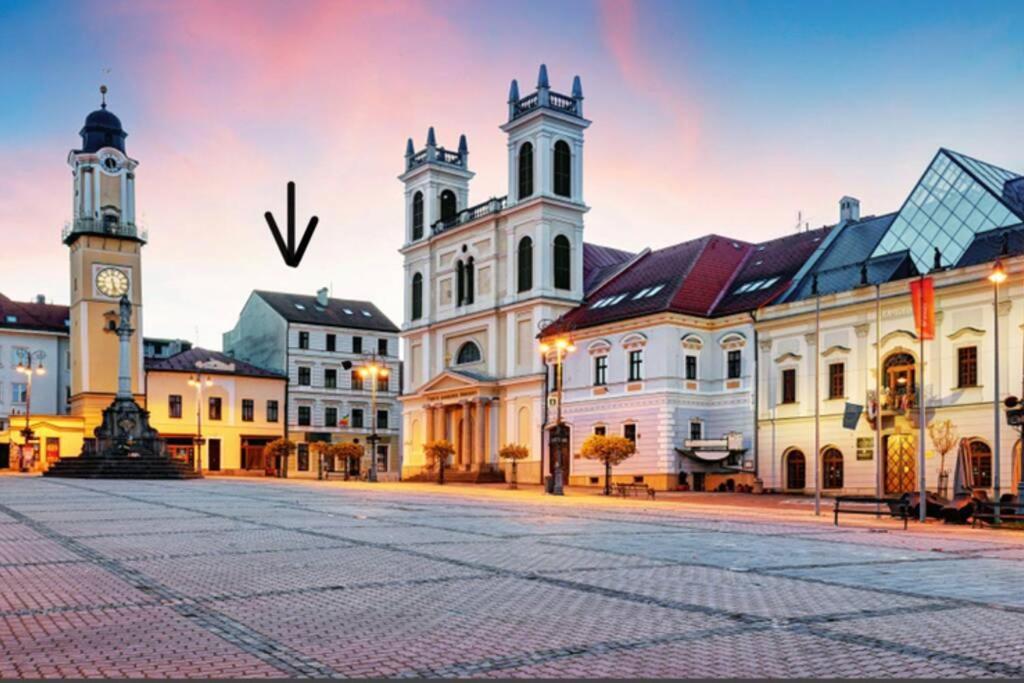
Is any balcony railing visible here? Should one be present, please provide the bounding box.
[406,147,467,172]
[431,196,507,235]
[62,218,147,244]
[511,90,581,120]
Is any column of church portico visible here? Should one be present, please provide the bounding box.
[461,401,472,469]
[425,404,435,444]
[489,399,499,468]
[474,398,488,469]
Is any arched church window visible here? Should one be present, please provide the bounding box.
[517,236,533,292]
[440,190,456,222]
[455,260,465,306]
[518,142,534,200]
[553,140,571,197]
[456,341,482,365]
[553,235,571,290]
[465,257,475,305]
[411,273,423,321]
[412,191,424,240]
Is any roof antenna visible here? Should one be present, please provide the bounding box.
[100,84,108,109]
[795,210,809,233]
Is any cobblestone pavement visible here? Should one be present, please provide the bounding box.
[2,477,1023,678]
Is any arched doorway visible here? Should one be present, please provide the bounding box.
[967,439,993,488]
[884,431,916,494]
[822,447,844,489]
[785,449,806,490]
[548,423,571,478]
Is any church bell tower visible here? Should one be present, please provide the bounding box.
[64,86,145,430]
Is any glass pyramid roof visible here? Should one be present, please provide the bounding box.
[871,149,1024,272]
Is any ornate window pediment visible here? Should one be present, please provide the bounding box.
[588,339,612,356]
[947,326,985,341]
[681,333,703,351]
[879,329,918,346]
[621,333,647,350]
[774,352,802,364]
[719,332,746,350]
[821,345,851,358]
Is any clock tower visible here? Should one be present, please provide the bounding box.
[64,87,145,430]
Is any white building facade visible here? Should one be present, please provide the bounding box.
[223,289,402,479]
[756,149,1024,498]
[399,65,604,483]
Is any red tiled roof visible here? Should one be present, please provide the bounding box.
[711,226,832,316]
[0,293,69,334]
[543,225,833,335]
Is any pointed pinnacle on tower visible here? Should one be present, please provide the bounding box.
[458,134,468,155]
[537,64,549,89]
[405,138,414,158]
[426,126,437,147]
[508,79,520,103]
[572,75,583,99]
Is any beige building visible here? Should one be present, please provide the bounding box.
[144,348,286,474]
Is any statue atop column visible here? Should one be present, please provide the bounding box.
[45,295,198,478]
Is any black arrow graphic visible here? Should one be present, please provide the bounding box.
[265,181,319,268]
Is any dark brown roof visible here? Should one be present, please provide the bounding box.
[145,347,286,379]
[254,291,399,333]
[583,242,635,294]
[0,294,69,334]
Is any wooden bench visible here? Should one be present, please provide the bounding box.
[323,470,348,481]
[615,483,656,500]
[972,500,1024,527]
[833,495,909,530]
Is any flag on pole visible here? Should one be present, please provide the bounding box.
[910,276,935,340]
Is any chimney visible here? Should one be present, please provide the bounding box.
[35,294,45,304]
[316,287,329,307]
[839,196,860,224]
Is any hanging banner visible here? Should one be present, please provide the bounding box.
[909,276,935,340]
[842,402,863,430]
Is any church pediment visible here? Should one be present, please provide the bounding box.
[417,369,496,395]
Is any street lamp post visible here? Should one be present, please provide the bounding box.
[357,354,389,483]
[540,336,575,496]
[187,371,213,474]
[990,258,1007,523]
[16,351,46,471]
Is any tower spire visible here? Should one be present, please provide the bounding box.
[100,84,108,109]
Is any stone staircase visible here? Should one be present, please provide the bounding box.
[44,455,201,480]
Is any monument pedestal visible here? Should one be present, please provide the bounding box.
[45,397,199,479]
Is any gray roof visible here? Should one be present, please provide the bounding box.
[254,291,399,333]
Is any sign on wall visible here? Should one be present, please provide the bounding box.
[842,403,863,430]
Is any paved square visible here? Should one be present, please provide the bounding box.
[1,476,1023,678]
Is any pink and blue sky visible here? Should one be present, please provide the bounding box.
[1,0,1023,344]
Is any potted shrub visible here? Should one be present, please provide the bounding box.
[498,444,529,489]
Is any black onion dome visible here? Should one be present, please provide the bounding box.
[78,105,127,154]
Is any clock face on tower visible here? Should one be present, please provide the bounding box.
[95,267,129,298]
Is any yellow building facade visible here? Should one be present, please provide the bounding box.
[145,349,286,473]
